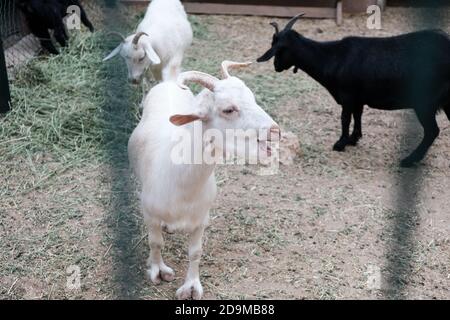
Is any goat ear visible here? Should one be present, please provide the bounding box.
[142,39,161,65]
[103,44,122,62]
[257,47,276,62]
[169,113,206,126]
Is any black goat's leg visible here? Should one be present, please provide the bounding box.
[400,109,440,167]
[348,105,364,146]
[79,6,94,32]
[444,104,450,121]
[33,27,59,54]
[62,23,69,41]
[54,22,67,48]
[333,107,352,152]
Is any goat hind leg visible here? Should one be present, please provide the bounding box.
[146,218,175,284]
[400,109,440,167]
[176,224,205,300]
[348,105,364,146]
[333,107,352,151]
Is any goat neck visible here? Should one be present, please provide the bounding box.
[291,33,332,85]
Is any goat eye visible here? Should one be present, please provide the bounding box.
[222,108,235,115]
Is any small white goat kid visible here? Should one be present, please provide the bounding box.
[128,61,280,299]
[103,0,192,83]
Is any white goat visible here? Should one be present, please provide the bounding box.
[103,0,192,84]
[128,61,280,299]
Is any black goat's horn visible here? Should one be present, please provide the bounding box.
[270,22,279,34]
[132,32,148,46]
[108,31,126,42]
[284,13,305,31]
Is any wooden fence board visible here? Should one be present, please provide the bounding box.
[121,0,343,23]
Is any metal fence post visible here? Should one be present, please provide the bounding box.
[0,38,11,113]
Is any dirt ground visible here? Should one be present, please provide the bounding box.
[1,7,449,299]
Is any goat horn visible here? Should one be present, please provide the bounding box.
[132,32,148,46]
[221,60,252,79]
[107,31,126,42]
[270,22,279,34]
[284,13,305,31]
[177,71,219,92]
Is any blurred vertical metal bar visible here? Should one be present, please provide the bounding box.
[101,0,142,299]
[0,38,11,113]
[384,0,448,299]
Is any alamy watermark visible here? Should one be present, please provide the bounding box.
[170,122,280,175]
[65,5,81,30]
[367,5,382,30]
[366,264,382,290]
[66,265,81,290]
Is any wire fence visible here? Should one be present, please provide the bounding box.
[0,0,41,77]
[0,0,104,113]
[0,0,104,78]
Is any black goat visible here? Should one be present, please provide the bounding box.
[17,0,94,54]
[257,14,450,167]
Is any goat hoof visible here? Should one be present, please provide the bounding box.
[348,135,361,146]
[333,140,347,152]
[147,264,175,284]
[400,158,417,168]
[176,279,203,300]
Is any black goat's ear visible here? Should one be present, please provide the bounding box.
[257,47,276,63]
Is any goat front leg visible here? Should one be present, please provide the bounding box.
[150,65,163,83]
[79,4,95,32]
[162,56,182,81]
[146,218,175,284]
[32,27,59,54]
[176,224,206,300]
[348,105,364,146]
[139,78,149,110]
[400,108,440,168]
[54,21,67,48]
[333,107,352,151]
